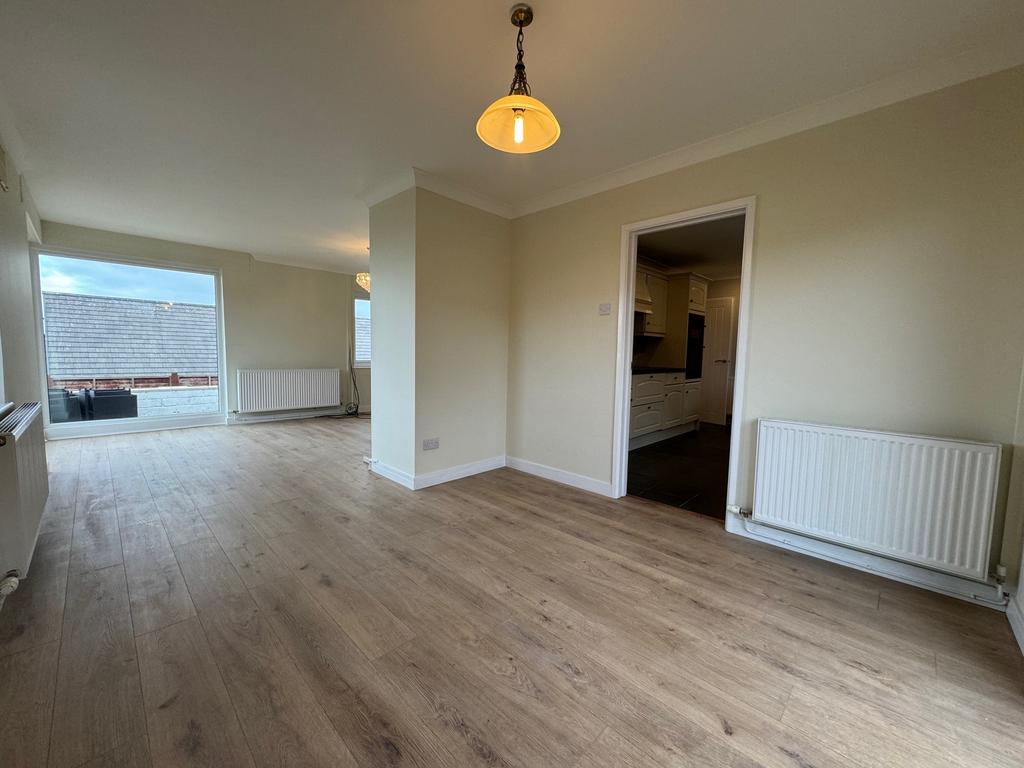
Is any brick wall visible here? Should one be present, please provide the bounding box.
[135,386,220,417]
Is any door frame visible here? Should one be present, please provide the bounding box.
[30,244,229,438]
[700,295,735,426]
[611,196,756,504]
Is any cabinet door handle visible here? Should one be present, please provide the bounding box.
[715,359,728,363]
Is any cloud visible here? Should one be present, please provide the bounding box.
[39,265,80,292]
[38,254,216,305]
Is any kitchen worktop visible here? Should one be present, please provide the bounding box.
[632,366,686,374]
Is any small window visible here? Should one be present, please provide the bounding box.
[354,298,371,366]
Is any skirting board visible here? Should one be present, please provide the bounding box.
[506,456,615,498]
[1008,597,1024,656]
[370,454,615,497]
[369,461,415,490]
[727,512,1009,610]
[413,455,506,490]
[228,407,343,424]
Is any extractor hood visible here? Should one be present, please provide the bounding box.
[635,272,653,314]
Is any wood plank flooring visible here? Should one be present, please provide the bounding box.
[1,417,1022,767]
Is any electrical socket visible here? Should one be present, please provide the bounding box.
[422,437,440,451]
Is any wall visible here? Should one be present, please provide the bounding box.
[707,277,741,414]
[136,386,219,417]
[508,66,1024,577]
[368,189,417,477]
[353,368,371,413]
[368,188,510,481]
[0,139,42,404]
[40,222,352,414]
[414,189,510,474]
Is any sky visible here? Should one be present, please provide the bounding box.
[39,254,216,305]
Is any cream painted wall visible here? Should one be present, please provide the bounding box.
[368,188,510,479]
[508,66,1024,577]
[353,368,371,413]
[414,189,510,474]
[40,222,352,414]
[368,189,417,476]
[0,141,42,405]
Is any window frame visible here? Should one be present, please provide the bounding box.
[353,294,371,369]
[30,245,228,438]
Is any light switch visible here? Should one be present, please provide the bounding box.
[598,302,612,316]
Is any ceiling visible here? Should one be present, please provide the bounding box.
[2,1,1023,273]
[638,215,744,279]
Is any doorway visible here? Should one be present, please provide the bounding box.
[612,198,755,520]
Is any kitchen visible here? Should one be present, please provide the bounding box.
[627,214,743,517]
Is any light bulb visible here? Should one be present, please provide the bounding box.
[513,110,524,144]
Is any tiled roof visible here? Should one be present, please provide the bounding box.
[43,292,218,378]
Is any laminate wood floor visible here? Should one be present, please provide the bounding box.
[1,417,1022,767]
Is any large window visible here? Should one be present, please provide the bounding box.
[354,298,371,367]
[38,253,222,427]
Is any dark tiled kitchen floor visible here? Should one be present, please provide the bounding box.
[627,421,731,519]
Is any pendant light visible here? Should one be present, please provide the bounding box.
[476,4,560,154]
[356,272,371,293]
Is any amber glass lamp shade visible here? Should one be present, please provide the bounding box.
[476,94,560,154]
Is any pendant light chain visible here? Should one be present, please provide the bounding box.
[508,23,531,96]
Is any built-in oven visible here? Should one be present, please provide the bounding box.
[686,312,704,380]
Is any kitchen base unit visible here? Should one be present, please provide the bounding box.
[629,373,702,450]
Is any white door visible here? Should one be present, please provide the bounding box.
[700,296,734,425]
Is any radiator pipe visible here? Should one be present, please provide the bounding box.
[0,574,19,613]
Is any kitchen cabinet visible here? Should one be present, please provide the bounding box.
[629,373,698,446]
[635,269,668,337]
[663,384,684,428]
[683,381,702,422]
[632,373,665,402]
[645,274,668,334]
[630,401,665,438]
[688,276,708,312]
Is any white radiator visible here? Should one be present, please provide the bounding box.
[753,419,1000,582]
[0,403,49,578]
[236,369,341,414]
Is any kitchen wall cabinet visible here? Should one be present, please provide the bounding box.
[636,269,668,336]
[646,274,668,334]
[688,277,708,312]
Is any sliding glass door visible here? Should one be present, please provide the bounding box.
[37,252,224,432]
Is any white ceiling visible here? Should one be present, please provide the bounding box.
[639,215,745,280]
[2,1,1023,273]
